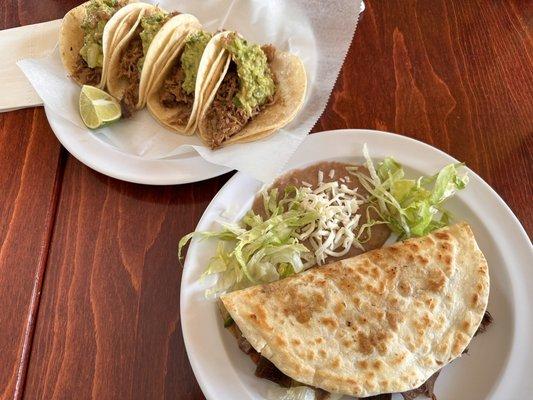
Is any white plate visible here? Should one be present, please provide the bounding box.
[181,129,533,399]
[45,106,230,185]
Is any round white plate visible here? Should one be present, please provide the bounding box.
[181,129,533,399]
[44,106,230,185]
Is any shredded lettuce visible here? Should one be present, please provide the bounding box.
[178,195,319,296]
[179,146,468,297]
[348,144,468,239]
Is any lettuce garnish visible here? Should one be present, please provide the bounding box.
[179,146,468,296]
[179,203,317,297]
[348,145,468,239]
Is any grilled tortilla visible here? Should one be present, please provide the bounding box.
[221,223,490,397]
[197,31,307,148]
[59,0,138,88]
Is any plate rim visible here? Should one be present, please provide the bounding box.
[44,106,231,185]
[181,128,532,400]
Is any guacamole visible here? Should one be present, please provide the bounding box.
[138,9,169,70]
[222,33,275,116]
[79,0,123,68]
[180,31,212,95]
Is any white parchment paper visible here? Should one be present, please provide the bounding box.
[18,0,362,182]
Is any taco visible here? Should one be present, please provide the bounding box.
[196,31,307,149]
[147,30,221,135]
[59,0,135,88]
[106,8,200,116]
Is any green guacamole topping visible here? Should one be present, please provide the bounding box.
[79,0,123,69]
[222,33,275,116]
[138,9,169,70]
[180,31,212,95]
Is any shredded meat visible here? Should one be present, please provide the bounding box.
[159,63,194,124]
[73,58,101,86]
[237,333,254,354]
[261,44,276,63]
[118,33,143,117]
[205,63,274,149]
[255,356,293,387]
[205,69,248,148]
[474,310,493,337]
[365,394,393,400]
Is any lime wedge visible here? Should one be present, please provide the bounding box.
[79,85,121,129]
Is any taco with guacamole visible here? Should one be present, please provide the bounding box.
[147,30,221,135]
[196,31,307,149]
[106,6,202,116]
[106,3,188,117]
[59,0,137,88]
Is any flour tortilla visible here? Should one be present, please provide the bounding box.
[197,31,307,147]
[105,3,154,108]
[59,1,140,88]
[106,10,202,110]
[138,14,202,109]
[145,28,233,136]
[221,222,490,397]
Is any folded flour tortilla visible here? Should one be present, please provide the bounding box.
[221,222,490,397]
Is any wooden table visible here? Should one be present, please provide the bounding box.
[1,1,531,399]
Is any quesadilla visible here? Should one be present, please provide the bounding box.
[106,7,200,116]
[146,29,215,135]
[221,222,490,397]
[59,0,132,87]
[197,31,307,148]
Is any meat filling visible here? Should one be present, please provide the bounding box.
[401,370,440,400]
[118,34,144,117]
[159,63,194,125]
[227,310,493,399]
[204,69,250,148]
[261,44,276,63]
[205,45,276,149]
[73,58,101,86]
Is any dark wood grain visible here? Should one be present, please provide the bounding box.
[0,109,64,399]
[0,0,530,399]
[0,0,86,397]
[24,159,229,399]
[315,0,533,233]
[0,3,91,399]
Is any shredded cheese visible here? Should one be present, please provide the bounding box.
[296,170,364,266]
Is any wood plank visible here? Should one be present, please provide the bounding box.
[23,0,532,399]
[315,0,533,233]
[0,2,86,398]
[0,108,64,399]
[25,160,228,399]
